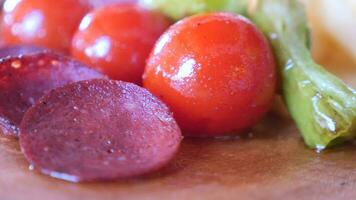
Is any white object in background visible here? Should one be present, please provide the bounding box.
[311,0,356,62]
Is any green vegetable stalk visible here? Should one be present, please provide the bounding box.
[139,0,248,20]
[250,0,356,150]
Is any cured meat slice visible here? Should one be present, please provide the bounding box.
[19,79,182,182]
[0,45,48,59]
[0,52,104,137]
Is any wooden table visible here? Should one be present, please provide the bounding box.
[1,11,356,200]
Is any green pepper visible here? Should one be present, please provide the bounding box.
[139,0,248,20]
[250,0,356,150]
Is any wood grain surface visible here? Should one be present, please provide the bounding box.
[1,4,356,200]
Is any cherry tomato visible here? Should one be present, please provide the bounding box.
[143,13,277,137]
[0,0,90,52]
[71,4,171,84]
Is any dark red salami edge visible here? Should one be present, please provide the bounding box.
[0,45,49,60]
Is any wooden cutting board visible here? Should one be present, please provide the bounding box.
[1,14,356,200]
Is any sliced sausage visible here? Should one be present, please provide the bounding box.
[0,45,48,59]
[0,52,105,137]
[19,79,182,182]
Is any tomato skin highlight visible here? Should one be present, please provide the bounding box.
[71,4,171,84]
[143,13,277,137]
[0,0,90,52]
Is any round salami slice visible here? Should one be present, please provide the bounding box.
[0,52,105,137]
[19,79,182,182]
[0,45,48,59]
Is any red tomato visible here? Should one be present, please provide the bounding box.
[0,0,90,52]
[71,4,171,84]
[143,13,277,137]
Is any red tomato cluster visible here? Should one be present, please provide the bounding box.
[1,0,90,52]
[0,0,276,137]
[71,4,171,84]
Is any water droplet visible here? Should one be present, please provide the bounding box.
[285,59,294,71]
[270,33,278,40]
[299,80,311,87]
[47,171,79,183]
[84,36,111,58]
[117,156,126,161]
[37,59,45,66]
[312,94,337,133]
[28,97,35,105]
[43,146,49,152]
[79,14,93,31]
[315,145,325,153]
[51,60,59,66]
[11,60,21,69]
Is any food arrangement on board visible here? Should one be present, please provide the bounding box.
[0,0,355,183]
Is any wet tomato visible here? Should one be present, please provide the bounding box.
[71,4,171,84]
[143,13,277,137]
[0,0,90,52]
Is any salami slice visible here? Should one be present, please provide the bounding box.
[19,79,182,182]
[0,52,105,137]
[0,45,48,59]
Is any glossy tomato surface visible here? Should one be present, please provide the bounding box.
[144,13,277,137]
[71,4,171,84]
[0,0,90,52]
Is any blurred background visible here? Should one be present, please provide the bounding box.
[302,0,356,87]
